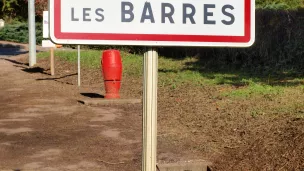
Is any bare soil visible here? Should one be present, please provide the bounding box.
[0,42,142,171]
[0,41,303,171]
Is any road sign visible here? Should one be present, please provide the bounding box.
[49,1,255,171]
[49,0,255,47]
[42,40,56,47]
[43,11,49,38]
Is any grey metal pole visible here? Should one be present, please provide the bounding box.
[28,0,36,67]
[78,45,81,87]
[142,47,158,171]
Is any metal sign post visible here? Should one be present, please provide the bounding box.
[142,48,158,171]
[28,0,36,67]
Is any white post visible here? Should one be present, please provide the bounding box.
[78,45,81,87]
[142,48,158,171]
[28,0,36,67]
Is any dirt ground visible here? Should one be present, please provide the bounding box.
[0,41,304,171]
[0,43,142,171]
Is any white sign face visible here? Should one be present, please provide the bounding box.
[43,11,49,38]
[49,0,255,47]
[42,40,56,47]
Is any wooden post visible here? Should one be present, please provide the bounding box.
[50,48,55,76]
[142,47,158,171]
[78,45,81,87]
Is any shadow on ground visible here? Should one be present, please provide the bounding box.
[80,93,104,98]
[0,43,44,56]
[0,43,28,56]
[23,67,48,74]
[36,73,77,81]
[1,58,51,76]
[2,58,29,66]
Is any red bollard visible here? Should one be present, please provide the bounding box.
[101,50,122,99]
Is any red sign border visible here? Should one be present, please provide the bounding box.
[54,0,251,43]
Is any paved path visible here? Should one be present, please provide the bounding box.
[0,41,29,58]
[0,42,142,171]
[0,40,73,58]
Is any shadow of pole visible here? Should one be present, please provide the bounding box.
[80,93,105,98]
[36,73,78,81]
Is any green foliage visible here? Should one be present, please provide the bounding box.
[0,0,303,22]
[38,50,103,69]
[1,0,18,12]
[0,21,43,44]
[256,0,304,9]
[0,0,28,21]
[159,10,304,76]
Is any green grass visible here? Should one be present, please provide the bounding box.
[37,50,304,98]
[37,50,143,74]
[222,81,284,98]
[249,90,304,118]
[37,51,207,87]
[37,50,101,68]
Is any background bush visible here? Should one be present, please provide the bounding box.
[158,10,304,75]
[256,0,304,9]
[0,21,42,44]
[0,0,28,22]
[0,0,303,22]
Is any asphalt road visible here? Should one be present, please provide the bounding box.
[0,41,28,58]
[0,41,76,59]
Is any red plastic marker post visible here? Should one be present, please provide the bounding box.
[101,50,122,99]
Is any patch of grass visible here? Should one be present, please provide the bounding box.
[159,70,203,89]
[37,50,143,72]
[121,52,142,76]
[249,93,304,118]
[250,109,263,118]
[201,73,260,86]
[37,50,101,68]
[38,51,206,87]
[274,103,304,115]
[222,80,284,98]
[37,50,303,99]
